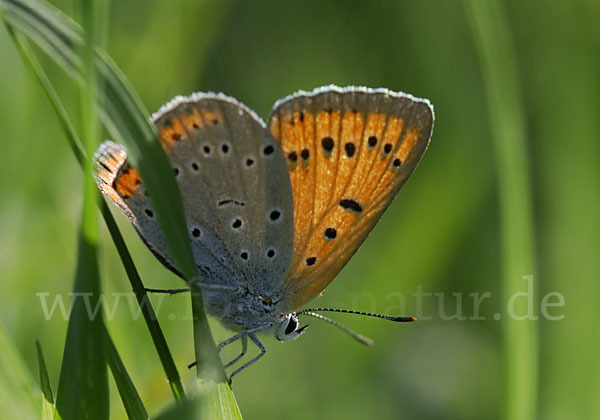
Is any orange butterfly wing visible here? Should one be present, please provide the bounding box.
[268,86,434,311]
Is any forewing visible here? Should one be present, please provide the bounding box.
[268,86,434,310]
[95,94,294,293]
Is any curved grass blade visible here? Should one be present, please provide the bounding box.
[36,341,56,420]
[2,0,82,75]
[1,0,228,399]
[106,331,149,420]
[0,16,187,402]
[0,0,200,282]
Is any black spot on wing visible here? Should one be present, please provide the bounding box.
[339,198,363,213]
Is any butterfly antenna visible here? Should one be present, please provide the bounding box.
[298,307,417,323]
[299,311,374,346]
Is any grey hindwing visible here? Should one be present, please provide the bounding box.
[97,94,295,296]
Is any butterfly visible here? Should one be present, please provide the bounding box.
[94,85,434,383]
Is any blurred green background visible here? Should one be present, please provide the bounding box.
[1,0,598,419]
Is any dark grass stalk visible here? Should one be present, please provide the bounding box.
[464,1,538,419]
[1,19,186,402]
[105,331,149,420]
[35,341,55,420]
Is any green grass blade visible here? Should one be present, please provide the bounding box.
[55,227,109,420]
[2,0,82,76]
[200,383,243,420]
[155,395,204,420]
[1,0,202,283]
[0,16,187,402]
[0,323,39,420]
[2,0,230,405]
[463,1,538,419]
[191,293,227,384]
[93,50,201,280]
[105,331,149,420]
[101,208,188,402]
[2,0,235,414]
[156,383,243,420]
[55,1,109,418]
[530,3,600,417]
[1,0,198,278]
[36,341,56,420]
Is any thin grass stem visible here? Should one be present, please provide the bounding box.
[464,1,539,419]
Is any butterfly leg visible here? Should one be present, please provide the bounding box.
[227,334,266,385]
[186,335,240,367]
[187,332,246,369]
[188,280,238,291]
[217,324,270,353]
[188,325,271,369]
[145,287,189,295]
[223,335,248,369]
[145,282,237,295]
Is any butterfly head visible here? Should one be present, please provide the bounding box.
[275,313,308,342]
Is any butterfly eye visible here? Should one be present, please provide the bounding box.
[284,316,298,335]
[276,314,308,342]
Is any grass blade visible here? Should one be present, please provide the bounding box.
[0,10,187,402]
[55,1,109,418]
[101,207,187,401]
[1,0,202,283]
[464,1,538,419]
[55,225,108,420]
[105,331,149,420]
[156,383,242,420]
[155,396,204,420]
[200,383,243,420]
[0,323,39,420]
[2,0,230,406]
[36,341,56,420]
[2,0,82,75]
[530,4,600,418]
